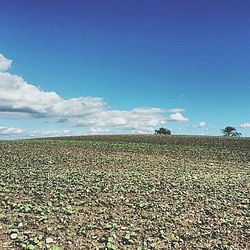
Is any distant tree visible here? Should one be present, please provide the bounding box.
[221,126,241,137]
[155,127,171,135]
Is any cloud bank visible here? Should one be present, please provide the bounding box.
[27,129,70,138]
[0,53,188,134]
[0,126,23,135]
[240,122,250,128]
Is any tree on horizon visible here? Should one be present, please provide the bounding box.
[155,127,171,135]
[221,126,241,137]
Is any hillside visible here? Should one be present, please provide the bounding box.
[0,135,249,249]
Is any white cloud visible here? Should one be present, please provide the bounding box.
[27,129,70,138]
[0,71,108,118]
[198,121,206,127]
[0,127,71,139]
[69,108,168,133]
[0,53,12,72]
[167,112,188,122]
[0,53,189,134]
[0,126,23,135]
[191,121,206,128]
[166,108,185,113]
[240,122,250,128]
[90,127,110,134]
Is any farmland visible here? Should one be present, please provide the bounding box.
[0,135,249,249]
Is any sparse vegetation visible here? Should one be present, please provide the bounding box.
[0,135,249,249]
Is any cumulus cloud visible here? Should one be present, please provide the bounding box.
[0,71,104,118]
[69,108,168,133]
[191,121,206,128]
[166,108,185,113]
[0,126,23,135]
[0,53,189,133]
[240,122,250,128]
[167,112,188,122]
[0,53,12,72]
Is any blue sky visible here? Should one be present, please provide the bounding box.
[0,0,249,138]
